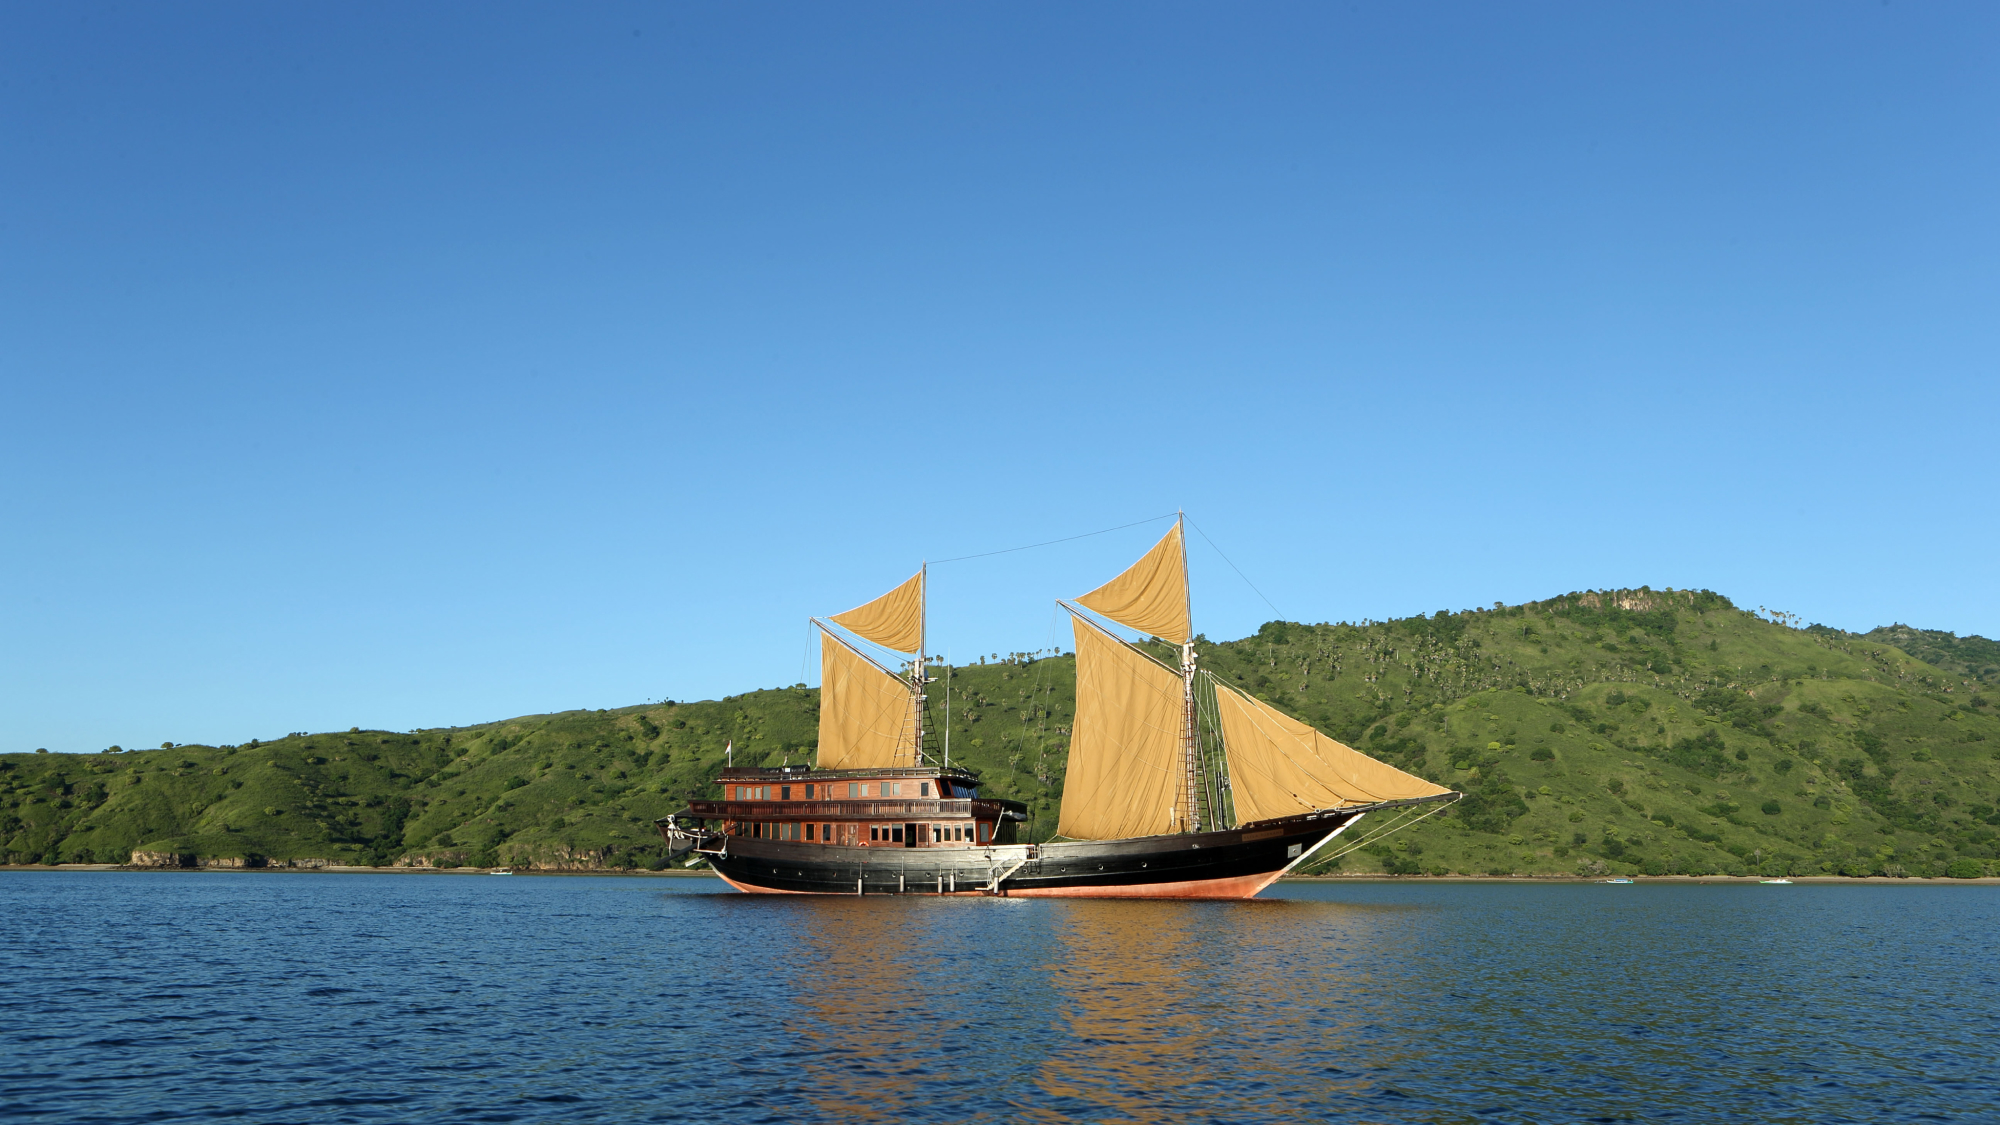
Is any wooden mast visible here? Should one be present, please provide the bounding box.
[1178,513,1201,833]
[912,562,927,767]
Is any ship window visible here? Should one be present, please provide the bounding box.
[849,782,859,798]
[869,827,879,841]
[892,826,904,843]
[977,823,988,844]
[920,782,931,797]
[781,785,791,801]
[805,823,814,841]
[805,784,814,799]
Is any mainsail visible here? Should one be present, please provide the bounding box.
[817,632,920,769]
[816,568,927,769]
[1056,616,1186,840]
[1210,683,1452,822]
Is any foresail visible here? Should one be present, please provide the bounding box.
[1056,616,1185,840]
[1212,682,1452,822]
[1075,523,1191,644]
[818,632,918,769]
[829,570,924,653]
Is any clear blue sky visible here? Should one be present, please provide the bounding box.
[4,3,1996,753]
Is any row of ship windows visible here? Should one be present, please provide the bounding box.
[732,781,939,801]
[734,821,992,845]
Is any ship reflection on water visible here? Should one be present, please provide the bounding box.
[773,893,1411,1123]
[1029,899,1416,1123]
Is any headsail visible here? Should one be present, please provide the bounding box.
[830,570,925,653]
[1211,682,1452,823]
[1075,523,1191,644]
[1056,616,1186,840]
[817,632,919,769]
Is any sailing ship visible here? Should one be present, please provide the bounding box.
[657,517,1457,898]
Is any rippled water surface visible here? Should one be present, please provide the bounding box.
[3,872,1996,1123]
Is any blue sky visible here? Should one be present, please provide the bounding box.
[4,3,1996,753]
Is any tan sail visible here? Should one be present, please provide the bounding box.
[1075,524,1191,644]
[817,632,917,769]
[1212,682,1451,822]
[1056,616,1186,840]
[829,570,924,653]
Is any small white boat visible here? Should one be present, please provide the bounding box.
[1603,877,1634,884]
[1760,878,1791,884]
[489,868,513,875]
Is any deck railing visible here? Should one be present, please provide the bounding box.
[689,798,984,820]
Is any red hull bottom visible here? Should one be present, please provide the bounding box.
[713,866,1287,900]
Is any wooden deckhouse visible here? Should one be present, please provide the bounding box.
[697,765,1021,849]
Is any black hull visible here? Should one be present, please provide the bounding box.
[703,812,1363,899]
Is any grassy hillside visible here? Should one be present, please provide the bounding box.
[1194,591,1999,878]
[6,588,1998,878]
[1860,625,2000,685]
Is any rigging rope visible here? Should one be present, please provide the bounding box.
[930,513,1177,564]
[1301,797,1460,874]
[1185,515,1285,620]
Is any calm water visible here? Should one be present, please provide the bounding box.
[2,873,1995,1124]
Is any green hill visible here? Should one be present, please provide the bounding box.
[1859,624,2000,685]
[6,588,1997,879]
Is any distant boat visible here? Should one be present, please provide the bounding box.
[1760,878,1792,884]
[489,868,513,875]
[1603,877,1635,884]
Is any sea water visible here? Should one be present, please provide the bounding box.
[2,872,1994,1123]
